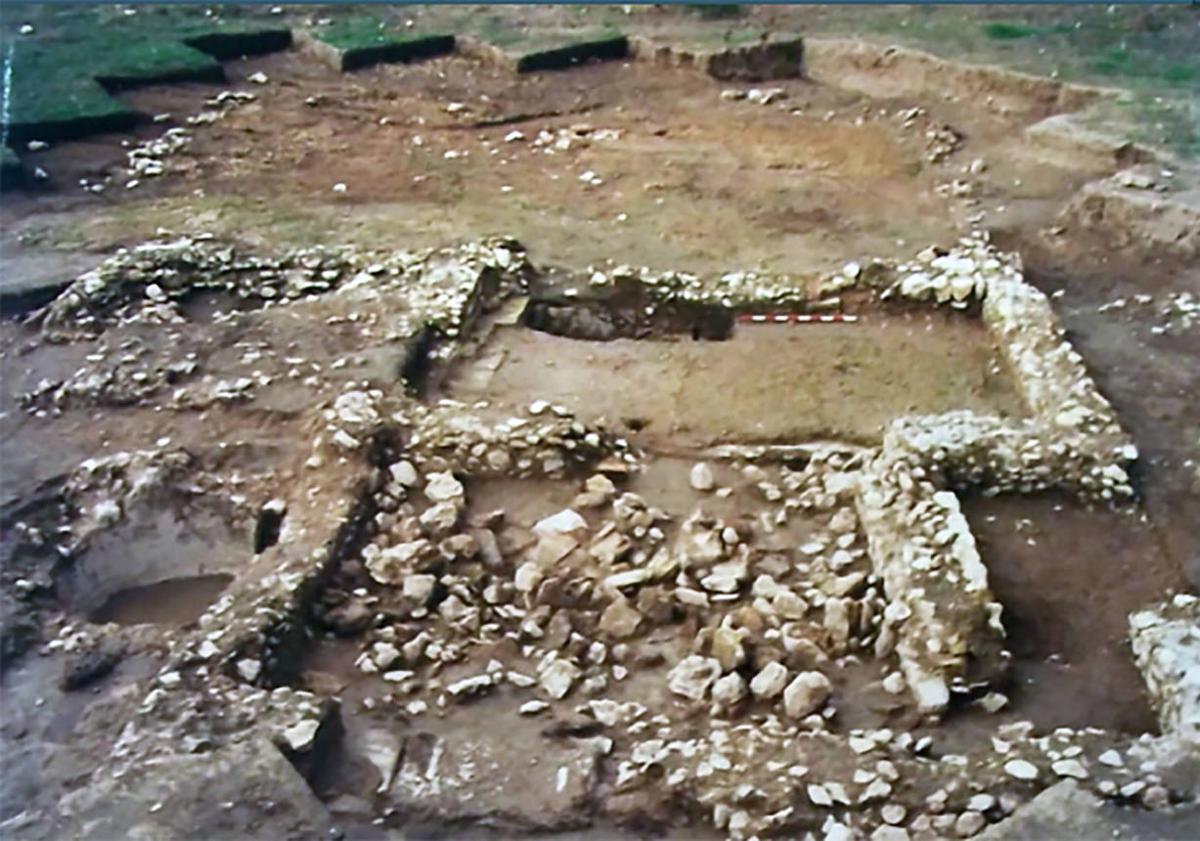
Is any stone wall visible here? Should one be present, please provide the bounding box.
[1130,594,1200,742]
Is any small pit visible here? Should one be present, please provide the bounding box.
[89,573,235,627]
[56,499,246,627]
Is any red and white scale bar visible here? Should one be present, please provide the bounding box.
[737,312,860,324]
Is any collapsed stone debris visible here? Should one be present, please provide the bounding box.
[5,231,1193,841]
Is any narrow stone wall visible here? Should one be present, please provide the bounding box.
[855,455,1007,713]
[1130,594,1200,742]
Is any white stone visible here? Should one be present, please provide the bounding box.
[807,783,833,806]
[534,508,587,534]
[881,804,907,825]
[538,659,581,700]
[515,561,543,593]
[1051,759,1088,779]
[750,662,789,699]
[281,719,320,752]
[954,811,986,837]
[689,462,715,491]
[967,793,995,812]
[389,460,418,486]
[711,672,748,711]
[424,471,464,503]
[1003,759,1039,781]
[668,655,722,701]
[236,659,262,682]
[403,574,436,604]
[783,671,832,718]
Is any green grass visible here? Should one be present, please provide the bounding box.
[315,17,408,52]
[982,21,1074,41]
[841,5,1200,158]
[981,22,1040,41]
[469,15,622,53]
[688,5,747,22]
[1,6,287,134]
[1112,95,1200,160]
[307,16,455,71]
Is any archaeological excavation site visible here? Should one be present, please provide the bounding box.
[1,4,1198,840]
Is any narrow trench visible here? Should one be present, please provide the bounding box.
[436,295,1028,450]
[951,492,1179,738]
[520,296,735,342]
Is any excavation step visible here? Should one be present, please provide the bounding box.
[459,29,629,73]
[296,24,455,72]
[630,31,805,81]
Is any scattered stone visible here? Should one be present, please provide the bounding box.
[1003,759,1039,781]
[389,460,418,486]
[538,659,581,700]
[881,804,907,825]
[689,462,715,491]
[598,598,643,639]
[750,662,789,699]
[1051,759,1088,780]
[424,471,464,503]
[783,671,832,718]
[534,508,587,534]
[711,672,748,712]
[668,655,722,701]
[403,574,437,605]
[954,810,986,837]
[711,626,746,671]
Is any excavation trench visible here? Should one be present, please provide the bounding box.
[952,493,1177,736]
[442,298,1026,448]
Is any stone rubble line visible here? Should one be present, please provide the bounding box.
[1129,594,1200,744]
[859,233,1136,713]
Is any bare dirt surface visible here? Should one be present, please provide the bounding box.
[961,493,1183,736]
[2,11,1199,841]
[445,316,1025,448]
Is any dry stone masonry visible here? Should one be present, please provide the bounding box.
[8,231,1195,841]
[1130,594,1200,743]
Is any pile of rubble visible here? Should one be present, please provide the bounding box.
[38,235,532,340]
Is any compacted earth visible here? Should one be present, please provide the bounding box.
[1,7,1199,841]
